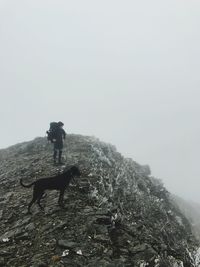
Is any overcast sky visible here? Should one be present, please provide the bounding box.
[0,0,200,202]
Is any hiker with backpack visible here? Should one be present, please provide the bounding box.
[47,121,66,165]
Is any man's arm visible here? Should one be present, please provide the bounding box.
[62,129,66,139]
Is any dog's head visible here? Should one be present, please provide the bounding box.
[69,166,81,177]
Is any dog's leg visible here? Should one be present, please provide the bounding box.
[28,189,42,214]
[58,189,65,207]
[37,192,45,211]
[28,197,37,214]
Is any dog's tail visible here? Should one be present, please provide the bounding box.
[20,179,35,188]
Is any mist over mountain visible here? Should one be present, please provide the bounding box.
[172,195,200,242]
[0,135,200,267]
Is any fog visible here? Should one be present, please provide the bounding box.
[0,0,200,202]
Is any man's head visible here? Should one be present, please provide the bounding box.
[58,121,64,127]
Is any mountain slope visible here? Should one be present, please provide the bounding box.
[0,135,199,267]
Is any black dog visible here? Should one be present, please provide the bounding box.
[20,166,81,214]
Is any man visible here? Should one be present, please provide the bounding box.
[53,121,66,165]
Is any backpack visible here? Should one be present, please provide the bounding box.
[46,122,59,143]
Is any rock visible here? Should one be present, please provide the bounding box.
[15,232,29,240]
[0,134,198,267]
[57,240,77,248]
[0,250,13,256]
[51,255,61,262]
[140,165,151,176]
[0,257,5,266]
[30,262,48,267]
[1,230,15,240]
[14,227,24,237]
[25,223,35,232]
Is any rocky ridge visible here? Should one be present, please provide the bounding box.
[0,134,199,267]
